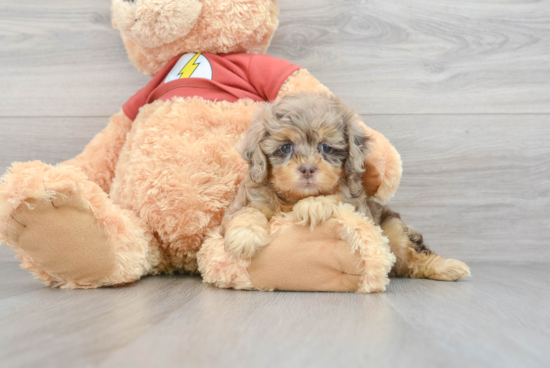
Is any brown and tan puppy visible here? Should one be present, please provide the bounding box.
[222,92,470,281]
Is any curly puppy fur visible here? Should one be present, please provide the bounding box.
[222,92,470,281]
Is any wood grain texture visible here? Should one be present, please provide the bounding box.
[380,262,550,368]
[0,247,548,368]
[364,114,550,263]
[1,0,549,116]
[272,0,550,114]
[0,117,108,172]
[0,0,149,117]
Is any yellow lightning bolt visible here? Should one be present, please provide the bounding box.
[178,53,202,79]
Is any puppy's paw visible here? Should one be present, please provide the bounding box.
[429,259,471,281]
[223,208,270,259]
[224,225,270,259]
[293,195,341,227]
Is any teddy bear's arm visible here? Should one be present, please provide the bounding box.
[276,69,402,202]
[63,110,133,194]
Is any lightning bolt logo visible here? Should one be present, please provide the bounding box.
[178,53,202,79]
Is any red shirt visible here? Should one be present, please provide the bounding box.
[123,53,302,121]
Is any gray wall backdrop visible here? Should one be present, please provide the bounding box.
[1,0,549,263]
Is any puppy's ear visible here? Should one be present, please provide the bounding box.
[340,99,368,178]
[343,106,369,196]
[240,104,270,184]
[345,117,368,177]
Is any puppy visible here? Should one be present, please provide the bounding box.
[222,92,470,281]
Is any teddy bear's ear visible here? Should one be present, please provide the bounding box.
[111,0,120,29]
[112,0,203,49]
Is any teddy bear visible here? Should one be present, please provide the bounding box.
[0,0,415,292]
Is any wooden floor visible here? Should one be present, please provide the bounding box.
[1,0,549,366]
[1,247,549,368]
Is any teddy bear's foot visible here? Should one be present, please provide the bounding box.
[198,200,396,293]
[0,161,153,288]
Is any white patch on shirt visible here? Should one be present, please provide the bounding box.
[164,53,213,83]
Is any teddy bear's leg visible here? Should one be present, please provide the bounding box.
[0,161,154,288]
[371,201,471,281]
[199,197,397,293]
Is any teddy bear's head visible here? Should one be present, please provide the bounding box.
[112,0,279,76]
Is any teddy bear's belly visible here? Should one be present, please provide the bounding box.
[109,97,259,272]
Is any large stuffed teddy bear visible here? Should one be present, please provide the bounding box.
[0,0,464,292]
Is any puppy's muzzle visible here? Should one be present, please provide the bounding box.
[299,165,317,179]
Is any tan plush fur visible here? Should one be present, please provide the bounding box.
[109,98,255,273]
[64,110,133,193]
[113,0,280,76]
[0,162,153,288]
[0,0,405,289]
[198,231,254,290]
[113,0,203,49]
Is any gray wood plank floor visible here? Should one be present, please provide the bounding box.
[1,0,549,367]
[1,247,549,368]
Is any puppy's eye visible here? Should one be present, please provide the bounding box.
[321,144,332,154]
[281,144,293,154]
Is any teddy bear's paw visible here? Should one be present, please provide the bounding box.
[293,195,341,228]
[5,194,119,288]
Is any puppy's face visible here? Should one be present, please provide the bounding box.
[242,93,368,203]
[262,116,348,201]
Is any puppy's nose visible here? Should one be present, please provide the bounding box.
[299,165,317,178]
